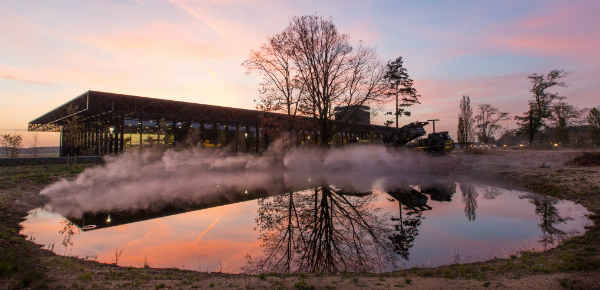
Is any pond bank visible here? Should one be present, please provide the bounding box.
[1,150,599,289]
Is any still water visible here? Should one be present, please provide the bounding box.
[22,181,591,273]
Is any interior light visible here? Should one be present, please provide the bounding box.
[555,144,558,147]
[245,132,248,138]
[244,189,248,194]
[109,127,115,135]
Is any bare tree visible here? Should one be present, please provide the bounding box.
[474,104,509,144]
[515,70,568,145]
[31,132,40,157]
[383,57,420,128]
[243,32,306,137]
[550,101,584,145]
[457,95,475,146]
[589,107,600,146]
[281,15,389,146]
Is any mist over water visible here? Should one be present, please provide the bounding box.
[41,144,449,218]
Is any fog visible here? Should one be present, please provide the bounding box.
[41,143,454,217]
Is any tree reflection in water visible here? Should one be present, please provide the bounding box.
[461,183,478,221]
[59,219,79,255]
[387,187,429,260]
[247,185,396,274]
[520,193,575,249]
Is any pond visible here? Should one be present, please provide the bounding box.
[21,177,591,273]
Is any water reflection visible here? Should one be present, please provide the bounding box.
[21,180,591,273]
[461,183,477,221]
[248,185,395,273]
[58,219,79,254]
[519,193,575,249]
[387,187,429,260]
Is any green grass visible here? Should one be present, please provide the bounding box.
[404,278,412,284]
[79,272,93,281]
[0,261,19,277]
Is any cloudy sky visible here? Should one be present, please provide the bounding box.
[1,0,599,146]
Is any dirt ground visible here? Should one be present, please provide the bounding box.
[1,149,599,289]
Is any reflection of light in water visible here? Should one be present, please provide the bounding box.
[106,215,111,223]
[244,189,248,194]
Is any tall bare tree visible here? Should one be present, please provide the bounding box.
[589,107,600,146]
[243,32,306,136]
[457,95,475,146]
[31,132,40,157]
[474,104,509,144]
[275,15,389,146]
[515,70,568,145]
[383,57,420,128]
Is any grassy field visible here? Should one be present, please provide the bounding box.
[0,150,599,289]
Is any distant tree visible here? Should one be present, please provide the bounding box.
[550,101,584,145]
[0,134,9,156]
[474,104,509,144]
[31,132,40,157]
[589,107,600,146]
[383,57,420,128]
[515,70,569,145]
[1,133,23,157]
[457,96,475,146]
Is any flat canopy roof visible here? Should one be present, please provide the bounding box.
[28,91,276,132]
[28,90,395,133]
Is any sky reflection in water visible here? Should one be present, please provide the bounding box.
[22,181,591,273]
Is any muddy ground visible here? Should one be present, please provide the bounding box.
[0,149,599,289]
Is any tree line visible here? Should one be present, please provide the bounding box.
[457,69,600,147]
[1,132,41,158]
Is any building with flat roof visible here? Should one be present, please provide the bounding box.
[29,91,397,157]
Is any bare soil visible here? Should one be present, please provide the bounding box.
[1,149,599,289]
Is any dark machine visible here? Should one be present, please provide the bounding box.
[382,121,454,154]
[415,131,454,154]
[382,121,429,146]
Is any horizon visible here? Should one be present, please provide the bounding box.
[2,0,599,147]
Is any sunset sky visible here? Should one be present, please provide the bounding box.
[2,0,600,146]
